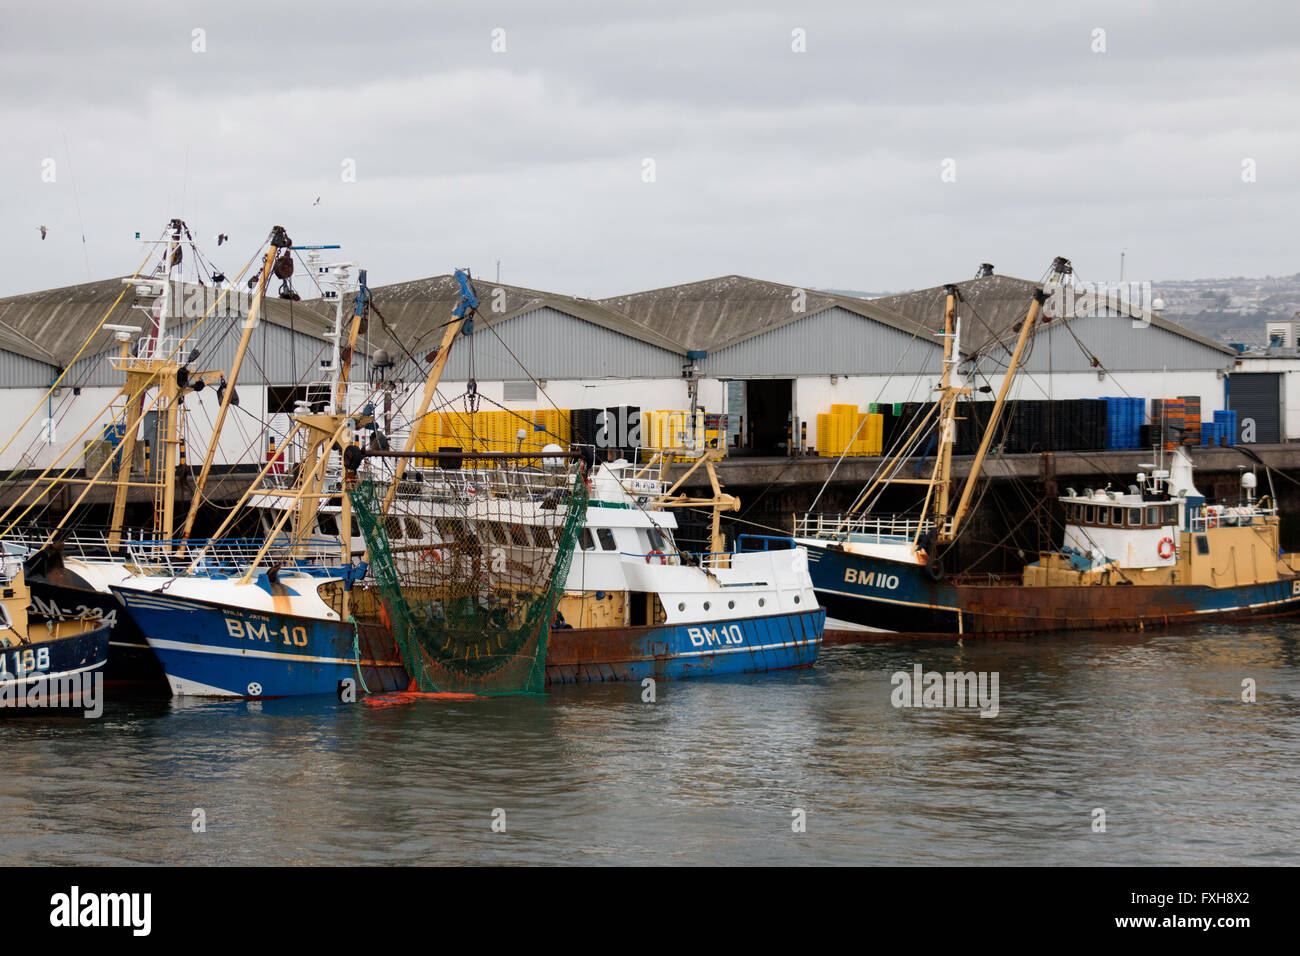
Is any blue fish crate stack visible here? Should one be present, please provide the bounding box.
[1213,409,1237,446]
[1104,397,1143,449]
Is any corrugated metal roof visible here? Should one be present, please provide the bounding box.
[389,305,684,382]
[598,274,926,353]
[870,275,1237,361]
[702,306,942,377]
[0,269,1234,390]
[0,319,58,366]
[0,277,333,368]
[365,275,676,358]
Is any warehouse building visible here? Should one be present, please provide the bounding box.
[872,273,1238,416]
[0,265,1249,474]
[0,276,339,472]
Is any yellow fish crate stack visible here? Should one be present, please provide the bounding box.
[414,408,573,467]
[640,409,722,462]
[815,404,882,457]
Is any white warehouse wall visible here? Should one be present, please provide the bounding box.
[2,385,273,473]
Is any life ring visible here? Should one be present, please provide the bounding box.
[420,548,443,564]
[1157,537,1175,559]
[1205,512,1219,530]
[645,550,668,565]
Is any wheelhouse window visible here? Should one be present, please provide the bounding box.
[1097,508,1109,526]
[1084,505,1095,523]
[1163,504,1178,525]
[647,527,666,551]
[596,528,617,551]
[1128,508,1141,527]
[580,528,596,551]
[533,526,554,548]
[1146,506,1160,526]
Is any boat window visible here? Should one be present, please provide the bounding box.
[1084,505,1095,524]
[1128,508,1141,527]
[1195,535,1210,555]
[1164,505,1179,525]
[647,527,666,551]
[1097,508,1109,526]
[443,518,473,543]
[349,518,359,539]
[580,528,596,551]
[317,513,339,536]
[533,526,554,548]
[486,523,508,546]
[405,517,422,539]
[1146,506,1160,526]
[384,516,404,539]
[508,524,530,546]
[597,528,617,551]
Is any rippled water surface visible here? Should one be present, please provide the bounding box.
[3,623,1298,865]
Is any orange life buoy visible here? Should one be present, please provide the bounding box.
[421,548,443,564]
[645,550,668,565]
[1205,512,1219,529]
[1157,537,1175,559]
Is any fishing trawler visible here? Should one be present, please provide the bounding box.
[546,452,822,681]
[1,547,110,703]
[344,448,823,683]
[106,250,412,698]
[792,259,1300,637]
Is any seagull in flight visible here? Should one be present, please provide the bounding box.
[313,196,321,206]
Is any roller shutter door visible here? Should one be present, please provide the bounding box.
[1228,372,1281,444]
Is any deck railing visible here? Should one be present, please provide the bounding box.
[794,513,934,542]
[3,528,340,578]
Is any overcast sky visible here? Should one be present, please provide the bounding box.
[3,0,1297,300]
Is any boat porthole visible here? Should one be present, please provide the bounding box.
[794,595,800,604]
[728,600,735,610]
[677,602,686,612]
[703,601,711,611]
[758,598,765,607]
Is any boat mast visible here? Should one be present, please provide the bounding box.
[379,268,478,515]
[179,226,289,542]
[943,285,1050,543]
[925,285,966,528]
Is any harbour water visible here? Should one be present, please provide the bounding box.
[3,623,1298,866]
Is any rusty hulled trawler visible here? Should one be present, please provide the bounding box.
[792,259,1300,637]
